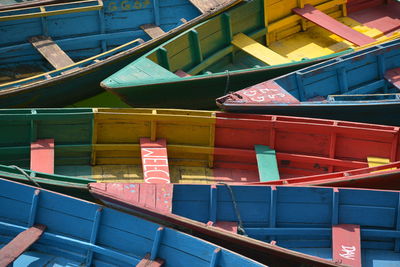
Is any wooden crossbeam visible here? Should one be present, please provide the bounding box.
[0,224,46,266]
[255,145,280,182]
[140,24,165,39]
[232,33,291,66]
[29,35,75,69]
[136,253,164,267]
[292,4,376,46]
[140,138,171,183]
[332,224,361,267]
[30,138,55,174]
[384,67,400,90]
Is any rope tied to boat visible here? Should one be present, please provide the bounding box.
[223,70,231,96]
[217,183,247,236]
[10,165,42,188]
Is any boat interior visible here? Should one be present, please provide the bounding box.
[0,0,202,89]
[142,0,400,80]
[0,108,399,184]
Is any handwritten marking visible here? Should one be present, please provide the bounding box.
[339,245,356,260]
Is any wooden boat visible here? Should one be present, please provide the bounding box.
[0,0,240,108]
[0,163,95,200]
[217,38,400,125]
[89,183,400,267]
[0,0,73,11]
[252,161,400,190]
[2,108,400,185]
[0,178,265,267]
[101,0,400,109]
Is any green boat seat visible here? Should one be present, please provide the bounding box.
[255,145,280,182]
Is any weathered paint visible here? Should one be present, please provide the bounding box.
[332,224,361,267]
[102,0,399,109]
[140,138,170,184]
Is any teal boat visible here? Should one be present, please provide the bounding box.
[0,0,240,108]
[101,0,400,109]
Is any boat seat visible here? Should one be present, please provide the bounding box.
[189,0,213,13]
[384,67,400,90]
[0,224,46,266]
[367,157,396,172]
[175,70,191,77]
[332,224,361,267]
[140,138,170,183]
[231,33,291,66]
[31,138,54,174]
[29,36,75,69]
[255,145,280,182]
[140,24,165,39]
[207,221,238,233]
[292,4,376,46]
[308,95,326,102]
[137,253,165,267]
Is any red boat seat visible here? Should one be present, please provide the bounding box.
[332,224,361,267]
[0,224,46,266]
[137,253,164,267]
[140,138,171,184]
[384,67,400,90]
[30,138,54,174]
[292,4,376,46]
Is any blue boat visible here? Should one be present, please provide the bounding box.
[90,183,400,267]
[217,38,400,126]
[0,178,265,267]
[0,0,239,108]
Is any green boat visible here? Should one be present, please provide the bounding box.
[102,0,400,109]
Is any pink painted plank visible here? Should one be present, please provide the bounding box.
[332,224,361,267]
[140,138,170,183]
[385,67,400,90]
[136,253,164,267]
[30,138,54,174]
[89,183,173,213]
[175,70,191,78]
[214,221,238,233]
[292,4,376,46]
[0,224,46,266]
[219,80,300,105]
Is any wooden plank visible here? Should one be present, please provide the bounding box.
[255,145,280,182]
[136,253,164,267]
[29,35,75,69]
[140,138,171,183]
[175,69,191,78]
[232,33,291,66]
[140,24,165,39]
[332,224,361,267]
[0,224,46,266]
[30,138,54,174]
[384,67,400,90]
[213,221,238,233]
[188,0,227,13]
[367,156,396,172]
[292,4,376,46]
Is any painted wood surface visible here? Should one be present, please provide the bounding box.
[0,178,265,267]
[385,67,400,90]
[102,0,399,109]
[293,4,376,46]
[255,145,280,182]
[140,24,166,39]
[140,138,171,184]
[0,224,46,266]
[217,38,400,125]
[0,0,240,108]
[30,138,54,174]
[332,224,361,267]
[90,183,400,267]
